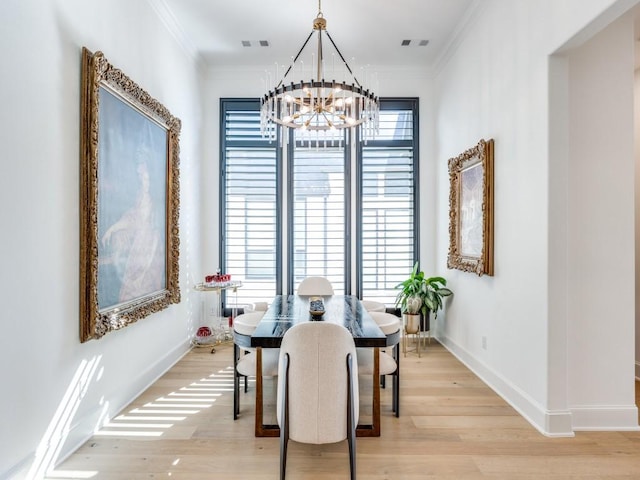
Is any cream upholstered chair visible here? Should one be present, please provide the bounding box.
[296,276,335,296]
[233,311,265,341]
[356,311,401,417]
[277,322,358,480]
[360,299,386,313]
[235,349,279,418]
[233,312,278,419]
[244,301,269,313]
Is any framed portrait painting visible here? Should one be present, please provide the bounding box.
[80,47,181,341]
[447,138,494,276]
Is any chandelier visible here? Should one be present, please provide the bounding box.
[260,0,379,142]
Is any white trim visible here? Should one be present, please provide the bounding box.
[433,0,485,75]
[571,406,640,431]
[147,0,200,63]
[437,334,575,437]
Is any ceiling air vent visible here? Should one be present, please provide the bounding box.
[401,39,429,47]
[241,40,270,47]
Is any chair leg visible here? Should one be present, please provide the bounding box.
[348,426,356,480]
[280,428,288,480]
[394,343,400,417]
[280,354,290,480]
[347,353,357,480]
[233,343,240,419]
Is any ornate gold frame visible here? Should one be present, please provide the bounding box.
[447,139,494,276]
[80,47,181,342]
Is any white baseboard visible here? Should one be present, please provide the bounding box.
[438,334,574,437]
[571,405,640,431]
[437,335,640,435]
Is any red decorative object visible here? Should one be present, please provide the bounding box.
[196,326,212,337]
[205,273,232,283]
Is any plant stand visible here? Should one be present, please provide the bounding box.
[402,313,422,357]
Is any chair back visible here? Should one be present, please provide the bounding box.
[369,312,402,337]
[233,311,265,336]
[361,300,386,312]
[277,322,358,444]
[296,276,335,296]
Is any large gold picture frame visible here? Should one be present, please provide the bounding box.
[447,138,494,276]
[80,47,181,342]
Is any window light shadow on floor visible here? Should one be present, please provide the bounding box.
[43,363,238,479]
[26,356,103,480]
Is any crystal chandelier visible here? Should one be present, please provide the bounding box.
[260,0,379,142]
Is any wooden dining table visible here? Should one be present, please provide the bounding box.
[234,294,395,437]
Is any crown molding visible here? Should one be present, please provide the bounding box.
[147,0,201,63]
[207,63,433,78]
[433,0,485,75]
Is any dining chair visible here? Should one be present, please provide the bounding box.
[277,322,358,480]
[356,311,401,417]
[233,311,277,419]
[244,301,269,313]
[296,276,335,296]
[360,299,386,313]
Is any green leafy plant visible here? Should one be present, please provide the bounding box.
[394,262,453,319]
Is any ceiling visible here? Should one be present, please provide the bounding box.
[159,0,476,70]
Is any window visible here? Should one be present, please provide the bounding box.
[221,100,279,306]
[358,100,418,305]
[220,98,417,308]
[290,139,347,294]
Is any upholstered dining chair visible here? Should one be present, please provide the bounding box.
[360,299,386,313]
[356,311,401,417]
[245,301,269,313]
[232,312,278,419]
[296,276,335,296]
[277,322,358,480]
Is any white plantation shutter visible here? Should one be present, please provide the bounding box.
[291,143,346,294]
[360,103,417,305]
[222,101,278,306]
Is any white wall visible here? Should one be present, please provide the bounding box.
[434,0,639,436]
[635,66,640,380]
[565,14,637,430]
[0,0,203,477]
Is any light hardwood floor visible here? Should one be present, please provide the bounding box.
[50,340,640,479]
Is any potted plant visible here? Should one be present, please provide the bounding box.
[395,262,453,334]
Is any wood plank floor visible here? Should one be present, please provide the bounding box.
[50,340,640,479]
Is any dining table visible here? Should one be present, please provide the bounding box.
[234,294,397,438]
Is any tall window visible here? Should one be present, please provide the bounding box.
[221,100,279,306]
[290,137,347,294]
[220,98,417,307]
[359,99,418,305]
